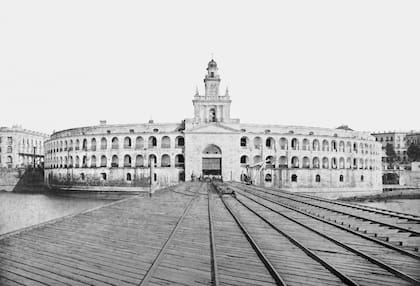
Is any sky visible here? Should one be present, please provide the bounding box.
[0,0,419,135]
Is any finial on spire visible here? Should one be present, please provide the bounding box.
[195,86,199,96]
[225,86,229,96]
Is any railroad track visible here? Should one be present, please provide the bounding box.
[233,182,420,251]
[223,183,420,285]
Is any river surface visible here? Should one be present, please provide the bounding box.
[358,199,420,216]
[0,191,114,235]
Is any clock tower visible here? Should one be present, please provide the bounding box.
[192,59,234,124]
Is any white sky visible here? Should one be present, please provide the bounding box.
[0,1,419,135]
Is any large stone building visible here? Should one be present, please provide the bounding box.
[0,126,48,168]
[44,60,383,196]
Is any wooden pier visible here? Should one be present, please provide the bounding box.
[1,182,419,286]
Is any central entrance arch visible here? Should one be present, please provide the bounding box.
[202,144,222,179]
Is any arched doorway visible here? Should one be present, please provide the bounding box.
[202,144,222,179]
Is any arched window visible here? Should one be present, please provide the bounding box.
[64,140,68,151]
[124,137,132,149]
[111,137,119,149]
[69,156,74,167]
[291,138,299,150]
[322,140,329,151]
[312,157,320,168]
[279,156,287,167]
[82,155,87,167]
[175,154,184,167]
[161,154,170,167]
[279,138,288,150]
[91,138,96,151]
[175,136,184,148]
[240,136,249,147]
[302,157,310,168]
[331,140,337,151]
[82,139,88,151]
[135,136,144,149]
[331,157,337,169]
[126,173,132,181]
[266,156,275,166]
[124,155,132,167]
[240,155,249,164]
[209,108,216,122]
[291,156,299,168]
[75,156,80,168]
[265,174,272,182]
[91,155,97,168]
[7,156,13,168]
[365,158,369,169]
[339,157,345,169]
[253,137,262,149]
[359,158,364,169]
[315,174,321,182]
[148,136,157,148]
[111,155,119,167]
[347,158,352,169]
[100,155,107,167]
[101,138,107,150]
[135,155,144,167]
[291,174,298,182]
[75,139,80,151]
[346,142,352,153]
[149,154,157,167]
[353,158,357,169]
[265,137,275,149]
[339,175,344,182]
[302,139,310,151]
[353,142,358,153]
[161,136,171,148]
[322,157,329,169]
[339,141,345,152]
[312,139,320,151]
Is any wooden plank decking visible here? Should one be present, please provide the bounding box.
[1,182,419,286]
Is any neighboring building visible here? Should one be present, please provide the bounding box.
[0,126,49,168]
[406,131,420,147]
[371,131,409,167]
[44,59,383,196]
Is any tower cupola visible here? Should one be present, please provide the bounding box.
[204,59,221,96]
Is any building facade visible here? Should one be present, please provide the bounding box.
[371,131,416,170]
[406,131,420,147]
[0,126,48,168]
[44,60,383,196]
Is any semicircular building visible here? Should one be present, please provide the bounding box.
[44,60,382,197]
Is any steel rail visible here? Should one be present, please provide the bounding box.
[232,186,420,285]
[234,184,420,259]
[216,185,287,286]
[207,185,219,286]
[138,192,198,286]
[232,194,359,286]
[242,184,420,237]
[242,183,420,221]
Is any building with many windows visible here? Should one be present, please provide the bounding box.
[44,60,383,196]
[0,126,49,168]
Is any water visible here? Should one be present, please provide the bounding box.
[0,191,114,235]
[358,199,420,216]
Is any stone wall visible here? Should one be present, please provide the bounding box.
[0,168,44,192]
[44,167,182,191]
